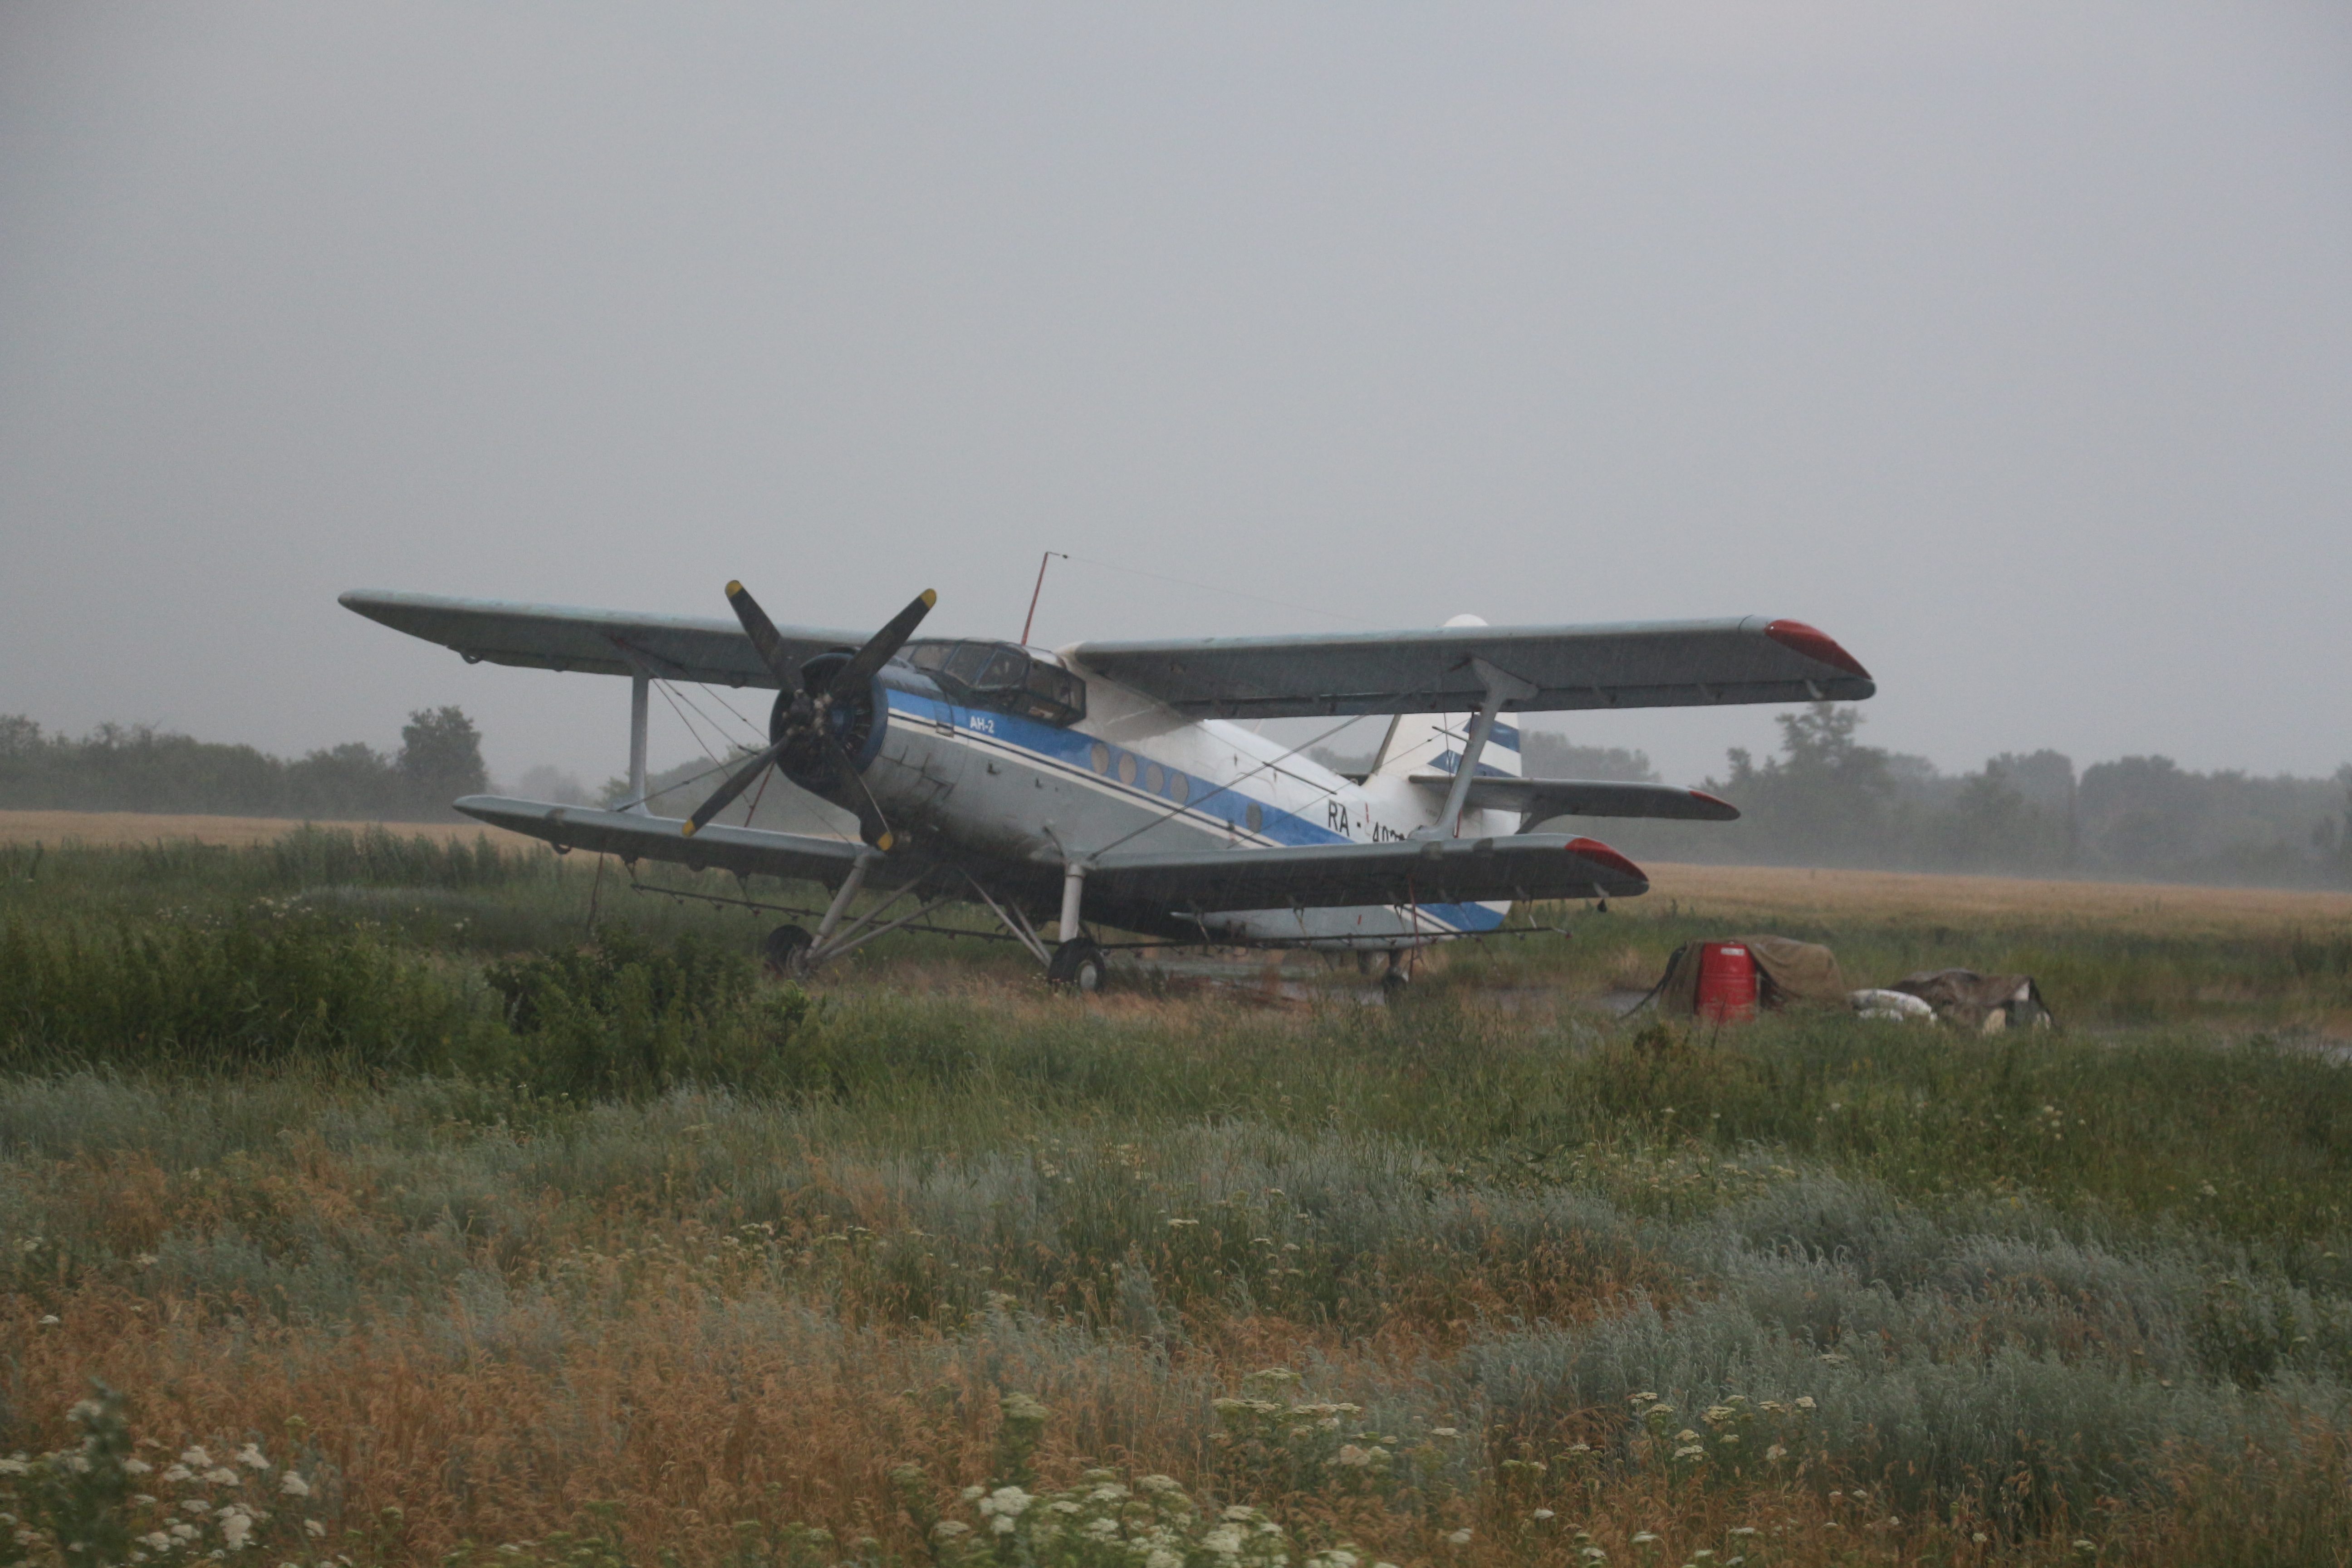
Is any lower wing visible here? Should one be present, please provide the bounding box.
[1088,833,1647,912]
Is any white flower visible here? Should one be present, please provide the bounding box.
[168,1523,197,1541]
[1136,1475,1182,1496]
[1336,1445,1372,1467]
[1445,1530,1472,1546]
[979,1485,1034,1519]
[1430,1426,1459,1438]
[0,1460,25,1477]
[1675,1444,1706,1460]
[237,1446,270,1471]
[1203,1525,1245,1556]
[1531,1509,1555,1521]
[1147,1552,1182,1568]
[1764,1445,1788,1461]
[304,1522,327,1539]
[206,1468,241,1486]
[144,1534,172,1551]
[181,1500,214,1517]
[181,1448,213,1469]
[931,1523,971,1541]
[162,1465,193,1484]
[990,1516,1016,1536]
[1632,1534,1658,1545]
[279,1473,309,1498]
[1221,1507,1258,1523]
[125,1458,153,1475]
[221,1513,254,1549]
[1051,1500,1082,1516]
[1083,1519,1119,1538]
[1793,1397,1815,1411]
[960,1485,985,1502]
[35,1316,58,1327]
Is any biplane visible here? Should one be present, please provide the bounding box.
[343,584,1873,990]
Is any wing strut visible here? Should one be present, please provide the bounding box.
[1435,657,1537,837]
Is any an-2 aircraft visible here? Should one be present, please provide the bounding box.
[342,585,1874,990]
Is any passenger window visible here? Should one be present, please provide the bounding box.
[1170,773,1189,804]
[1090,743,1110,774]
[1246,802,1264,833]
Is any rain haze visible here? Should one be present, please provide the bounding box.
[3,1,2348,798]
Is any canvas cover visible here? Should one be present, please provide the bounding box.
[1890,969,2053,1030]
[1646,935,1847,1015]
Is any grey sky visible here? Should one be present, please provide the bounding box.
[4,1,2347,794]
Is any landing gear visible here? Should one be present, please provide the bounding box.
[1047,937,1106,993]
[762,923,814,978]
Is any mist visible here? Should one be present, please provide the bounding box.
[3,1,2347,796]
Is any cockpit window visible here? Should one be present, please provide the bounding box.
[901,639,1087,727]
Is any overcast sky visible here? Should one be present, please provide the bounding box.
[4,1,2347,793]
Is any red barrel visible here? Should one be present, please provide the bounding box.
[1694,942,1758,1022]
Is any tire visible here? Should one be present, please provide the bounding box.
[762,923,814,979]
[1047,937,1106,993]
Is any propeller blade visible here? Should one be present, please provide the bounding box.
[811,589,937,695]
[819,725,896,852]
[681,737,792,837]
[725,581,804,690]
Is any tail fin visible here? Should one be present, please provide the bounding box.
[1371,613,1522,784]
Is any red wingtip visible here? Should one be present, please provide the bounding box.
[1765,619,1872,681]
[1564,836,1645,881]
[1688,788,1740,819]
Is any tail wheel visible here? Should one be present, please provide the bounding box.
[762,923,814,979]
[1048,937,1106,993]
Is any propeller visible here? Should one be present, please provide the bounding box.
[681,583,937,848]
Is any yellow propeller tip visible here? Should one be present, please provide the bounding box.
[725,580,744,596]
[680,822,698,838]
[877,832,894,852]
[920,589,937,608]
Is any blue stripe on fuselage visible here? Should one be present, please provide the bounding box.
[884,690,1506,933]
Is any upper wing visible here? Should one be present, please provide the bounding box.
[342,590,869,687]
[1066,617,1872,718]
[1406,775,1741,823]
[455,796,875,883]
[1088,833,1649,912]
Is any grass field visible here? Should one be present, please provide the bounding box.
[1,820,2351,1567]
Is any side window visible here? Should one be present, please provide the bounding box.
[977,649,1028,690]
[944,642,991,686]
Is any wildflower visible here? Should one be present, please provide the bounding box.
[1136,1475,1183,1495]
[1531,1509,1556,1521]
[1971,1534,1988,1545]
[136,1254,159,1268]
[1764,1445,1787,1461]
[237,1445,270,1471]
[1674,1445,1706,1460]
[1630,1392,1657,1404]
[1203,1525,1245,1556]
[304,1523,327,1539]
[181,1448,214,1468]
[126,1459,153,1475]
[1146,1552,1181,1568]
[1431,1426,1459,1438]
[1728,1529,1757,1538]
[931,1523,971,1541]
[1793,1397,1816,1411]
[1567,1442,1592,1454]
[1335,1445,1372,1467]
[2073,1542,2095,1554]
[1050,1500,1082,1516]
[35,1316,58,1327]
[1445,1530,1472,1546]
[144,1534,173,1551]
[162,1465,193,1484]
[181,1500,214,1517]
[221,1512,254,1550]
[280,1473,309,1498]
[960,1486,985,1502]
[1083,1519,1118,1538]
[206,1468,242,1486]
[1632,1534,1658,1545]
[168,1523,197,1540]
[0,1460,25,1477]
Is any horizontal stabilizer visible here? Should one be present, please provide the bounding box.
[1406,774,1740,823]
[1090,833,1647,912]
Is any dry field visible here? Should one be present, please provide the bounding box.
[1640,859,2352,937]
[0,808,539,851]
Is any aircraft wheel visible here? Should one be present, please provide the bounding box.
[762,923,814,979]
[1048,938,1106,994]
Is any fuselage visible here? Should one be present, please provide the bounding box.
[842,640,1518,948]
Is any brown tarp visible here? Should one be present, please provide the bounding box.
[1890,969,2053,1030]
[1647,935,1847,1014]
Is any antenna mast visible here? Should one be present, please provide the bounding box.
[1020,551,1066,645]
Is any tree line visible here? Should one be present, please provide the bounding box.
[1525,704,2352,888]
[0,709,489,821]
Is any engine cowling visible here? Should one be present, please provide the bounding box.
[770,651,888,796]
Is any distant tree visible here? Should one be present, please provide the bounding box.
[396,707,487,810]
[1520,733,1660,783]
[1708,703,1896,865]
